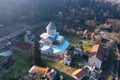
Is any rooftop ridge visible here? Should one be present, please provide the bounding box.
[46,22,56,30]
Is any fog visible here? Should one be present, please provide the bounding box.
[0,0,67,24]
[0,0,42,24]
[0,0,119,25]
[108,0,120,2]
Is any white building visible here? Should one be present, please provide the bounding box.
[24,30,35,44]
[88,44,106,69]
[39,22,70,58]
[63,50,71,66]
[74,41,84,56]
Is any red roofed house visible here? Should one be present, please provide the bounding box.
[72,69,87,80]
[88,44,106,69]
[29,65,57,80]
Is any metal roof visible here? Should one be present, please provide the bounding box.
[40,40,70,54]
[46,22,56,30]
[55,35,63,41]
[58,40,70,54]
[0,50,12,57]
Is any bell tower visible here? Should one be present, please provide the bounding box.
[46,22,56,36]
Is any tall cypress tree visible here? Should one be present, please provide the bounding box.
[32,40,41,66]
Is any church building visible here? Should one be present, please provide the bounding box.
[39,22,70,58]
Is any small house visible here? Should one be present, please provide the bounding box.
[24,30,35,44]
[29,65,57,80]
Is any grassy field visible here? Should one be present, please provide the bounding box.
[2,50,32,78]
[43,59,76,80]
[82,41,93,53]
[1,50,75,80]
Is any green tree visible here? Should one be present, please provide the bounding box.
[32,40,42,66]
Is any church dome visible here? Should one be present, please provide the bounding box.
[46,22,56,30]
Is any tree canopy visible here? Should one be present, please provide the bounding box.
[32,40,42,66]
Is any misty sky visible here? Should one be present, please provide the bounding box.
[0,0,119,24]
[0,0,66,24]
[0,0,41,23]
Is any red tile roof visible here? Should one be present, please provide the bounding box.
[89,44,105,61]
[75,70,87,79]
[29,65,54,79]
[72,69,87,79]
[29,65,46,73]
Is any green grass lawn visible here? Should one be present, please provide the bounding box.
[82,41,93,53]
[65,35,81,46]
[42,59,75,80]
[2,50,75,80]
[2,50,32,78]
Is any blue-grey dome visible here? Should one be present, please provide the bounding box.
[46,22,56,30]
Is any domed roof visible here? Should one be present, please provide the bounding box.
[46,22,56,30]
